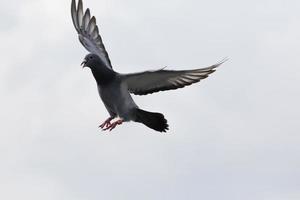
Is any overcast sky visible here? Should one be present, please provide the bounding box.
[1,0,300,199]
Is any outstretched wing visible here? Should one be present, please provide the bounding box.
[71,0,113,69]
[123,59,227,95]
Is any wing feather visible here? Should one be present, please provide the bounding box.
[87,17,96,35]
[123,59,227,95]
[77,0,83,28]
[71,1,79,31]
[82,9,90,30]
[71,0,113,69]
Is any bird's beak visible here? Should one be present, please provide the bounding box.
[81,59,87,68]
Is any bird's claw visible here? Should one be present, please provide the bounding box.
[99,117,114,129]
[102,119,123,132]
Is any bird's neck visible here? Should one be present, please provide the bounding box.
[91,67,116,85]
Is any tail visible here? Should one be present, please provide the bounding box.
[134,109,169,132]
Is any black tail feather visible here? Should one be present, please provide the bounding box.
[134,109,169,132]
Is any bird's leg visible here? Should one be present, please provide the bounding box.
[103,119,124,132]
[99,117,114,129]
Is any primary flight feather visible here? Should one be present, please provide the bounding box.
[71,0,226,132]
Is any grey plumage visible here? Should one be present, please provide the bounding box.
[123,59,227,95]
[71,0,112,69]
[71,0,226,132]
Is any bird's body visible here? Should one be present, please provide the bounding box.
[97,74,138,122]
[71,0,226,132]
[89,59,168,132]
[86,54,138,122]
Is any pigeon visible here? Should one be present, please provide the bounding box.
[71,0,226,132]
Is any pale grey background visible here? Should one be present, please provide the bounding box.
[1,0,299,199]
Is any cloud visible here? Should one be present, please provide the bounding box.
[1,0,300,199]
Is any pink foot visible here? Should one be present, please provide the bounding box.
[103,119,123,132]
[99,117,114,129]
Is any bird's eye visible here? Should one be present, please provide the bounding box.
[90,56,93,59]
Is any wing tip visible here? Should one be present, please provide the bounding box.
[71,0,79,31]
[215,57,229,67]
[202,57,229,71]
[78,0,83,7]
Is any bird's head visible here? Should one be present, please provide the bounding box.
[81,53,102,69]
[81,53,115,85]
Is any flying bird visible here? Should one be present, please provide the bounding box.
[71,0,226,132]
